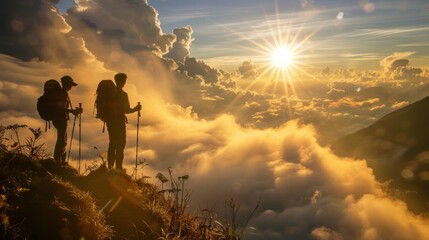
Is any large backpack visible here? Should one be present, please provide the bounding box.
[37,79,63,121]
[95,79,117,123]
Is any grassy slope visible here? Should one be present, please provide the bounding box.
[0,149,202,239]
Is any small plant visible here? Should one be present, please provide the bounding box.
[24,128,48,160]
[178,175,190,214]
[5,124,27,154]
[154,168,194,238]
[132,158,148,180]
[198,198,260,240]
[2,125,48,160]
[156,172,169,190]
[83,147,107,174]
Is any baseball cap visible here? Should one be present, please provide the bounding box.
[60,75,78,86]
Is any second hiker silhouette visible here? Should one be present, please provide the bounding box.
[106,73,141,170]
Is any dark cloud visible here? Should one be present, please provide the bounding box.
[0,0,93,66]
[177,57,221,84]
[379,52,427,81]
[238,60,258,79]
[164,26,193,63]
[380,52,415,71]
[389,58,409,71]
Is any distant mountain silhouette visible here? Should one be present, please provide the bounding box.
[331,96,429,213]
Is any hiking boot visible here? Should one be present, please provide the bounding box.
[61,161,69,168]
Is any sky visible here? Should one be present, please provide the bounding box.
[55,0,429,71]
[137,0,429,70]
[2,0,429,239]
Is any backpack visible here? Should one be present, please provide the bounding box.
[95,79,117,122]
[37,79,63,121]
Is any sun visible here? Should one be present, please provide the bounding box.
[271,46,295,69]
[215,6,317,99]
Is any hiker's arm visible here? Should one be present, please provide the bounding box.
[68,108,83,116]
[125,105,140,114]
[123,92,140,114]
[65,98,83,116]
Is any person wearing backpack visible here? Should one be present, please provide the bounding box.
[53,75,82,166]
[106,73,141,170]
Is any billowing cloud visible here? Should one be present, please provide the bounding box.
[326,88,346,100]
[391,101,409,109]
[379,52,427,81]
[393,66,423,80]
[238,60,258,79]
[389,59,409,71]
[65,0,176,63]
[177,57,222,84]
[380,52,415,70]
[139,114,429,239]
[0,0,95,66]
[164,25,193,63]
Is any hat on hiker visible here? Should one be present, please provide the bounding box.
[61,75,78,86]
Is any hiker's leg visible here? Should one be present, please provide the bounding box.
[106,121,116,169]
[53,119,67,164]
[116,121,126,170]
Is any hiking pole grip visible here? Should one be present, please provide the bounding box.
[137,102,141,117]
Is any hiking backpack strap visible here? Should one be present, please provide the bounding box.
[67,95,73,110]
[44,120,52,132]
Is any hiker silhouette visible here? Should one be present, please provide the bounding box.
[105,73,141,170]
[39,75,82,166]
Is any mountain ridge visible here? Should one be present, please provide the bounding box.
[331,95,429,213]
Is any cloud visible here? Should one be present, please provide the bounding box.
[380,52,415,73]
[238,60,258,79]
[326,88,346,100]
[379,52,428,82]
[389,59,409,71]
[393,66,423,80]
[391,101,409,109]
[65,0,176,62]
[0,0,95,66]
[163,26,193,63]
[347,27,429,39]
[140,116,429,240]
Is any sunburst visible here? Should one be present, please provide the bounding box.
[216,4,320,116]
[271,45,295,70]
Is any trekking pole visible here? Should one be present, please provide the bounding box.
[67,110,78,163]
[135,102,141,179]
[78,103,82,174]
